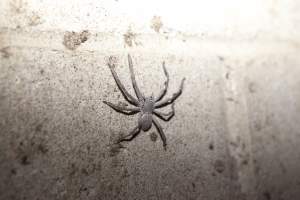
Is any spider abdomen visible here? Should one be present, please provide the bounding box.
[139,113,152,131]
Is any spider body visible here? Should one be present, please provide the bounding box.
[103,54,185,149]
[139,96,155,131]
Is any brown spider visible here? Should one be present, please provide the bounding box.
[103,54,185,149]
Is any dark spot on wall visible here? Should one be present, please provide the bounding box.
[123,29,140,47]
[0,47,12,58]
[109,143,124,157]
[242,159,248,165]
[263,191,271,200]
[86,145,91,152]
[11,168,17,175]
[218,56,225,61]
[225,72,230,79]
[226,97,235,102]
[150,132,158,142]
[28,12,42,26]
[37,144,48,154]
[69,163,77,177]
[63,30,91,50]
[209,142,214,150]
[81,168,89,176]
[151,16,163,33]
[248,82,257,93]
[40,69,44,75]
[35,123,43,132]
[214,159,225,173]
[192,182,196,191]
[79,186,89,196]
[21,155,30,165]
[72,64,78,72]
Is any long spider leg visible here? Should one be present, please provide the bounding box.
[128,54,145,100]
[152,117,167,150]
[103,101,140,115]
[118,125,141,143]
[154,103,175,121]
[108,58,139,106]
[155,78,185,108]
[155,61,169,102]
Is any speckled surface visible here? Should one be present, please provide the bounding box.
[1,1,300,200]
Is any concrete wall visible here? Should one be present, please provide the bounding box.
[1,1,300,200]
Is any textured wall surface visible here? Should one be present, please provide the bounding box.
[1,1,300,200]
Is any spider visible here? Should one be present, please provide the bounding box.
[103,54,185,149]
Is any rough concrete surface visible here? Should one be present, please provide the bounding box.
[0,0,300,200]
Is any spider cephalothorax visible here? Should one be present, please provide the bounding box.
[103,54,185,149]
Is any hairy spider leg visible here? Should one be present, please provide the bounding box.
[155,78,185,108]
[155,61,169,102]
[152,117,167,150]
[128,54,145,100]
[118,125,141,142]
[103,101,140,115]
[108,60,139,106]
[154,103,175,121]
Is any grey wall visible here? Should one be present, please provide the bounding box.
[1,1,300,200]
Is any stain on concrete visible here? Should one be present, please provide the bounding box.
[150,132,158,142]
[248,82,257,93]
[123,28,140,47]
[214,159,225,173]
[27,12,42,26]
[63,30,91,50]
[10,168,17,175]
[209,142,214,150]
[225,72,230,79]
[218,56,225,62]
[151,16,163,33]
[20,155,30,165]
[263,191,271,200]
[37,144,48,154]
[35,123,43,132]
[0,47,12,58]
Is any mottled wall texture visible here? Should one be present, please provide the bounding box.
[1,0,300,200]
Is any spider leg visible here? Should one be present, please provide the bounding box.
[152,117,167,150]
[155,61,169,102]
[128,54,145,100]
[155,78,185,108]
[118,125,141,143]
[103,101,140,115]
[154,103,175,121]
[107,57,139,106]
